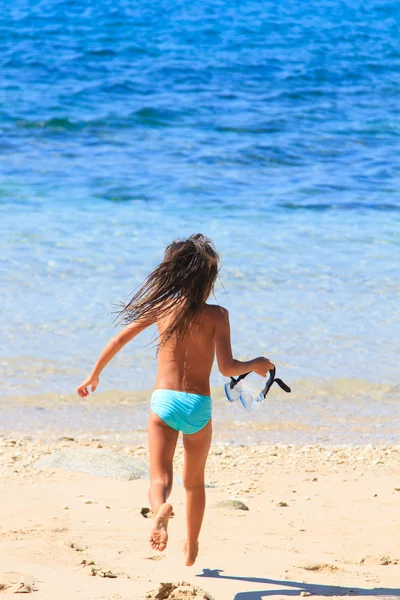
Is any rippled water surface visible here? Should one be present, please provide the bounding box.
[1,1,399,439]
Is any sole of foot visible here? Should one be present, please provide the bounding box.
[184,540,199,566]
[149,503,173,552]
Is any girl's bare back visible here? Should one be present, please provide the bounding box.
[155,304,222,396]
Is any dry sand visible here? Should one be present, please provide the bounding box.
[0,434,399,599]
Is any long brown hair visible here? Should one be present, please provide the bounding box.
[115,233,220,346]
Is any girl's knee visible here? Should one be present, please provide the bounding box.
[183,478,205,492]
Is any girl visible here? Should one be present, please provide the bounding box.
[76,233,273,566]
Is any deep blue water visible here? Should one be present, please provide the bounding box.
[1,0,399,415]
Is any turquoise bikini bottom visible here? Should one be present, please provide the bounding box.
[151,389,212,435]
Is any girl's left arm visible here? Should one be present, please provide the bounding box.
[76,319,153,397]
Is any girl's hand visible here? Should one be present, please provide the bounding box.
[253,357,274,378]
[76,375,99,397]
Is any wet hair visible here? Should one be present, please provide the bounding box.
[115,233,220,347]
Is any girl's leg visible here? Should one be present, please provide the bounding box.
[182,419,212,566]
[148,411,179,551]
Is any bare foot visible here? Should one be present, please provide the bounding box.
[149,503,172,552]
[184,539,199,566]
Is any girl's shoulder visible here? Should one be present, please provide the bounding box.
[204,303,229,320]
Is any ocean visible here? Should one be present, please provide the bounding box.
[1,0,399,443]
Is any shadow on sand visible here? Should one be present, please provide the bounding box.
[197,568,400,599]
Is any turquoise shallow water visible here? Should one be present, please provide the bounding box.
[0,1,399,440]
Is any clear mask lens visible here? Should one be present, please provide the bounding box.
[224,381,240,403]
[225,378,261,412]
[239,391,254,412]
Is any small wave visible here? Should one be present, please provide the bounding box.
[132,106,187,127]
[84,48,117,57]
[15,117,81,131]
[14,107,189,132]
[93,189,153,203]
[291,377,399,401]
[280,202,400,212]
[215,124,286,135]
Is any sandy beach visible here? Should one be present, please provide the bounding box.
[3,2,400,598]
[1,434,399,599]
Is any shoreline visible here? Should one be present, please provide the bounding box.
[1,380,400,446]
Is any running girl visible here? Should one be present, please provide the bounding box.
[76,233,273,566]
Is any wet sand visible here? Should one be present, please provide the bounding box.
[0,434,399,599]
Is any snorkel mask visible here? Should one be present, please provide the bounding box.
[224,366,291,412]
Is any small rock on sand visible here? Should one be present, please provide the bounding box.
[69,542,87,552]
[215,499,249,511]
[0,572,38,594]
[101,570,118,578]
[299,561,338,572]
[15,583,35,593]
[146,581,214,599]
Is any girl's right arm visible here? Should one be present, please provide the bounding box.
[215,307,273,378]
[76,318,153,397]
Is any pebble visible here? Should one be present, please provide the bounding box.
[101,570,118,578]
[216,499,249,511]
[16,584,35,593]
[146,582,213,599]
[70,542,86,552]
